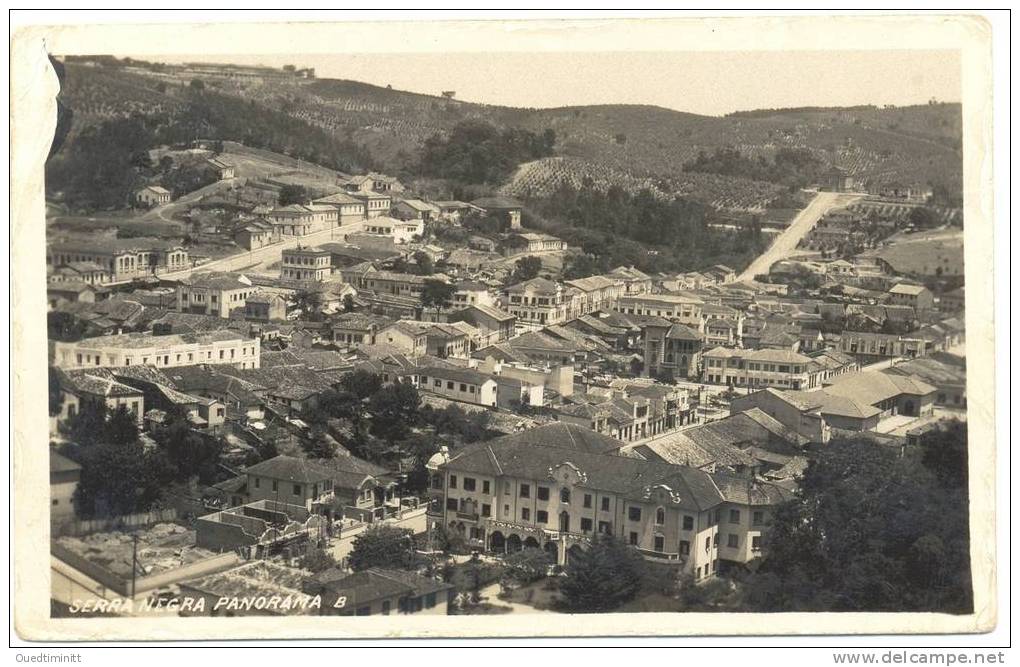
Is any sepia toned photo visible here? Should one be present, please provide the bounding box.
[10,14,998,643]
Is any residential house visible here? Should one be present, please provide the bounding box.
[176,272,257,318]
[281,247,332,282]
[135,185,172,207]
[470,197,523,231]
[309,568,454,616]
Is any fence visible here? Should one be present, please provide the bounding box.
[55,508,179,537]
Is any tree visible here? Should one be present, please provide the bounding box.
[742,434,972,613]
[292,288,324,320]
[317,389,363,422]
[302,426,339,459]
[341,294,355,313]
[501,548,552,589]
[348,526,417,571]
[151,407,222,483]
[340,370,383,400]
[278,184,309,207]
[298,547,339,573]
[189,79,205,91]
[908,206,941,229]
[420,279,456,318]
[511,256,542,283]
[559,534,645,612]
[368,381,421,442]
[48,367,65,417]
[920,419,968,488]
[413,251,435,276]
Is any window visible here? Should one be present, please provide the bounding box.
[254,478,261,489]
[521,508,531,521]
[445,497,458,511]
[504,504,510,517]
[449,475,457,489]
[580,518,593,532]
[583,494,592,509]
[536,510,548,524]
[629,532,638,546]
[503,482,511,495]
[753,511,764,526]
[598,521,612,534]
[482,481,490,495]
[293,484,302,496]
[537,486,550,501]
[679,540,690,556]
[729,509,740,524]
[520,484,530,498]
[654,535,665,552]
[752,536,762,551]
[628,506,642,522]
[272,481,278,492]
[728,534,739,549]
[704,536,711,552]
[560,488,570,504]
[481,504,491,517]
[447,381,454,390]
[683,515,694,531]
[431,474,443,490]
[463,477,476,492]
[655,507,665,525]
[713,533,719,547]
[601,497,610,512]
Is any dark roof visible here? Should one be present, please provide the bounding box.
[50,451,82,474]
[243,455,334,483]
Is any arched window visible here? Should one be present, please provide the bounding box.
[655,507,665,525]
[560,488,571,504]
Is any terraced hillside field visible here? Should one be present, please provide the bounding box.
[51,59,963,212]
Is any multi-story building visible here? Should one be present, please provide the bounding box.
[330,312,387,350]
[267,204,322,236]
[426,423,793,577]
[176,272,257,318]
[48,238,190,282]
[376,321,429,357]
[702,347,819,390]
[887,283,935,311]
[392,198,441,223]
[53,331,261,371]
[504,278,568,330]
[244,292,288,322]
[839,331,932,364]
[314,192,369,225]
[281,247,332,282]
[564,276,625,319]
[616,293,705,330]
[449,305,517,346]
[641,319,703,380]
[349,191,392,218]
[604,266,653,295]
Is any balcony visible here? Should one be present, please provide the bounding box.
[456,511,480,522]
[635,547,683,562]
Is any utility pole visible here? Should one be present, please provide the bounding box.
[130,533,139,601]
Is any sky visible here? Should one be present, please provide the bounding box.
[152,50,961,116]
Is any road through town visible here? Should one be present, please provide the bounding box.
[736,191,862,282]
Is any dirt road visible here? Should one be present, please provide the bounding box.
[736,191,862,282]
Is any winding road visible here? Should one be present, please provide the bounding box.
[736,191,862,283]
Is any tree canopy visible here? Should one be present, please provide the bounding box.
[348,526,418,571]
[419,120,555,184]
[559,534,645,612]
[741,428,972,613]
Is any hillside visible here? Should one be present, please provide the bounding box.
[49,58,963,211]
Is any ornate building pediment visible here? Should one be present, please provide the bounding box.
[642,483,683,505]
[548,461,587,486]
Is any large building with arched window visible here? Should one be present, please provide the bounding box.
[425,422,793,581]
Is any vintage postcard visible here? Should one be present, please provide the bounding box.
[11,13,997,642]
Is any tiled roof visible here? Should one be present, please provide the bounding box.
[243,455,334,483]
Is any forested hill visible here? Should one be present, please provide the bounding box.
[49,58,963,209]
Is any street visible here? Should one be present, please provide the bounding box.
[736,191,862,282]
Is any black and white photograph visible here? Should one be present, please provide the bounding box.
[9,10,1005,653]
